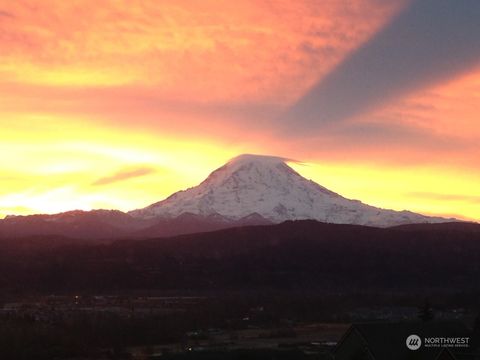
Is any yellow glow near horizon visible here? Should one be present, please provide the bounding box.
[3,146,479,221]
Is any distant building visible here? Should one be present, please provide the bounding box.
[334,321,479,360]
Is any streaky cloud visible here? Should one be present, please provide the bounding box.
[92,166,156,186]
[281,0,480,131]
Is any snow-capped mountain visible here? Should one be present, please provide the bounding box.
[0,154,453,239]
[129,154,449,227]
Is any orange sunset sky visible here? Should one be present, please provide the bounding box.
[0,0,479,221]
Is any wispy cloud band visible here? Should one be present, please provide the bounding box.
[92,167,156,186]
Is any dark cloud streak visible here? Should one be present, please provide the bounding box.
[92,167,156,186]
[281,0,480,131]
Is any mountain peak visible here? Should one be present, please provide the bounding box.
[227,154,295,167]
[198,153,304,189]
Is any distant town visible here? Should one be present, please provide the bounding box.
[1,291,479,359]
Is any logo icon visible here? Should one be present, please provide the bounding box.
[406,335,422,350]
